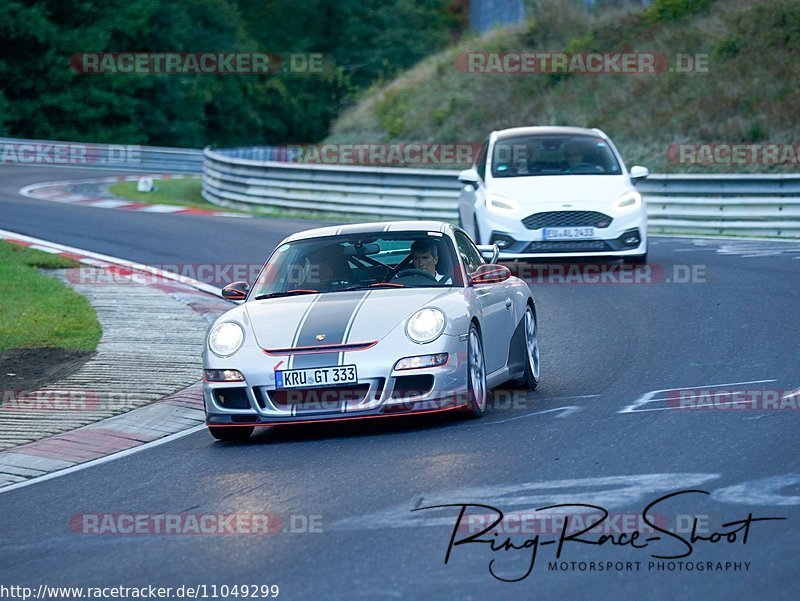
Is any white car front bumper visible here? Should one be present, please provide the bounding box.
[476,204,648,259]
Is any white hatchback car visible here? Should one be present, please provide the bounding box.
[458,126,649,264]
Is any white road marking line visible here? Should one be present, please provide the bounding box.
[653,233,800,244]
[538,393,600,401]
[485,406,581,425]
[85,199,132,209]
[26,245,61,254]
[712,474,800,506]
[618,379,777,413]
[0,228,222,297]
[333,473,721,531]
[138,204,185,213]
[0,425,205,495]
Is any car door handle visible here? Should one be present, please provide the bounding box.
[505,297,512,310]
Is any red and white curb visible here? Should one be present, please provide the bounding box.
[0,230,236,491]
[0,385,207,492]
[19,174,249,218]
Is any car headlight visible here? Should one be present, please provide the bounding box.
[208,322,244,357]
[394,353,449,371]
[486,192,519,214]
[613,191,642,212]
[406,308,446,344]
[204,369,245,382]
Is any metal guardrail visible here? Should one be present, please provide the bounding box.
[202,147,461,219]
[5,136,796,238]
[203,146,800,238]
[641,175,800,237]
[0,137,203,173]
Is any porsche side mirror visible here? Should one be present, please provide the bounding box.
[477,244,500,264]
[458,168,480,190]
[221,281,249,300]
[470,264,511,285]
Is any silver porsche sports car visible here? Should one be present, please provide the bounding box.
[203,220,540,441]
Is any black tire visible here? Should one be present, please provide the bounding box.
[623,252,647,265]
[208,425,254,442]
[473,216,482,245]
[465,324,487,418]
[511,305,540,390]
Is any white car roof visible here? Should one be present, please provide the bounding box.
[494,126,606,140]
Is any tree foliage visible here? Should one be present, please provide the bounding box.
[0,0,463,146]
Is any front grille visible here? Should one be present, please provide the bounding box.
[522,211,612,230]
[213,388,251,410]
[391,375,435,400]
[524,240,612,253]
[268,385,370,411]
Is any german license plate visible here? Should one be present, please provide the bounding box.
[275,365,358,389]
[543,227,595,240]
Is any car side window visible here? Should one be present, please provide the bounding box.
[476,140,489,181]
[455,231,485,274]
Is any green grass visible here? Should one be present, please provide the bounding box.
[325,0,800,174]
[0,242,102,352]
[108,177,427,223]
[108,177,220,210]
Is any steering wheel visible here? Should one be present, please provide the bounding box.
[393,268,438,282]
[567,162,603,174]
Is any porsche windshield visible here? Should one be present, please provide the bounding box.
[491,134,622,177]
[251,232,461,298]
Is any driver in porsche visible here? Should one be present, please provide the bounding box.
[410,239,451,284]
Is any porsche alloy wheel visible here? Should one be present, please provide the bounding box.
[522,306,540,390]
[511,305,540,390]
[466,325,487,417]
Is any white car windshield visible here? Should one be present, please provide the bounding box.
[250,233,461,299]
[491,134,622,177]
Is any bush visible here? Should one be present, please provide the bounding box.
[644,0,713,23]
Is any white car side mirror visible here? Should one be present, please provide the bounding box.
[458,168,480,189]
[629,165,649,181]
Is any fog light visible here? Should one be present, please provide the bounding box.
[204,369,245,382]
[489,233,516,249]
[394,353,449,371]
[623,235,640,246]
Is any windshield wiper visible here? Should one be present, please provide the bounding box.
[253,289,318,300]
[342,282,406,291]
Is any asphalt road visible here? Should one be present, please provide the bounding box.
[1,165,798,600]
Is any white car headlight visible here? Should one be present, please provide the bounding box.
[208,322,244,357]
[486,192,519,214]
[613,191,642,212]
[406,308,446,344]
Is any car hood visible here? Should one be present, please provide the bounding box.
[488,175,632,206]
[245,288,455,350]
